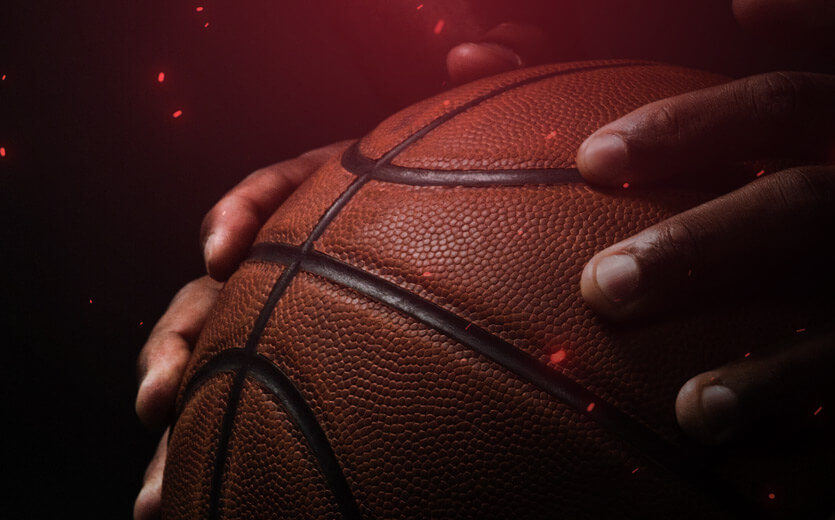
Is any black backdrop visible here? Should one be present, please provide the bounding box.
[0,1,827,517]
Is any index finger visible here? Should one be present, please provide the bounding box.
[201,140,355,281]
[576,71,835,188]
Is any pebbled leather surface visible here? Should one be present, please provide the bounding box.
[163,61,834,519]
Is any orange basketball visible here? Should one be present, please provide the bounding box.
[162,61,833,519]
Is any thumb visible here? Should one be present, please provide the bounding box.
[446,23,550,85]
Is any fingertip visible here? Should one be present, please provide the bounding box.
[447,42,522,85]
[580,252,641,321]
[676,373,740,446]
[576,132,630,186]
[136,370,173,431]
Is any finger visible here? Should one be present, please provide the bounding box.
[576,71,835,187]
[201,140,354,281]
[447,23,549,85]
[136,276,222,430]
[134,429,169,520]
[676,331,834,445]
[733,0,835,42]
[580,166,835,321]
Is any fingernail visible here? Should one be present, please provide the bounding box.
[700,385,739,443]
[593,254,640,305]
[475,42,523,67]
[204,233,219,272]
[578,133,628,179]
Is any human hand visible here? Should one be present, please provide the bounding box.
[451,5,835,447]
[134,141,350,519]
[577,69,835,444]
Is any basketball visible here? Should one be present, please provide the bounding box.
[162,60,833,519]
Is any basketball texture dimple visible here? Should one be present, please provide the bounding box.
[162,60,834,520]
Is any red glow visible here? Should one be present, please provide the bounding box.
[814,406,823,416]
[204,22,210,28]
[195,6,204,11]
[1,74,6,81]
[139,321,144,326]
[172,109,183,118]
[0,147,6,158]
[796,328,806,333]
[442,99,450,107]
[416,3,424,9]
[545,130,557,140]
[586,402,596,412]
[631,467,639,474]
[768,493,775,500]
[622,182,630,189]
[517,229,523,235]
[549,349,567,365]
[756,169,765,177]
[434,19,445,34]
[744,352,751,358]
[464,322,472,331]
[157,72,165,83]
[89,298,93,304]
[422,271,432,277]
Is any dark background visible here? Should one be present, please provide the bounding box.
[0,1,829,517]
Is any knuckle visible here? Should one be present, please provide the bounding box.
[769,167,835,219]
[743,72,802,124]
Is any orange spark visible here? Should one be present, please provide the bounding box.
[172,109,183,118]
[204,22,210,28]
[756,169,765,177]
[0,147,5,158]
[622,182,630,189]
[157,72,165,83]
[549,349,567,365]
[586,402,596,412]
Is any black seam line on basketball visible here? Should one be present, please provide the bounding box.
[179,349,363,520]
[196,174,372,520]
[341,142,585,186]
[364,60,657,168]
[247,243,760,519]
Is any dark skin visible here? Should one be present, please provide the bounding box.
[135,1,835,518]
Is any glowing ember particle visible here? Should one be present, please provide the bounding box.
[756,169,765,177]
[545,130,557,140]
[632,467,639,474]
[89,299,93,304]
[687,268,693,277]
[434,19,445,34]
[172,109,183,118]
[139,321,144,326]
[442,99,450,107]
[517,229,523,236]
[768,493,775,500]
[744,352,751,358]
[1,74,6,81]
[204,22,210,28]
[196,6,204,11]
[422,271,432,277]
[157,72,165,83]
[622,182,630,189]
[796,328,806,333]
[814,406,823,416]
[549,349,567,365]
[586,402,596,412]
[464,323,472,331]
[0,147,5,157]
[416,3,424,9]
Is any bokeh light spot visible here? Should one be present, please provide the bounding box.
[157,72,165,83]
[172,109,183,118]
[434,19,445,34]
